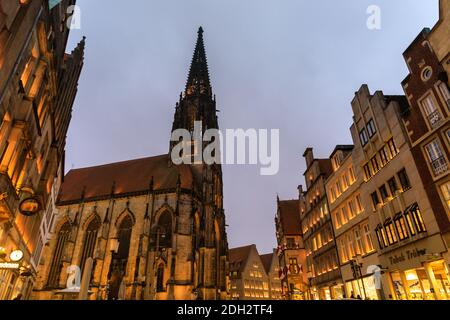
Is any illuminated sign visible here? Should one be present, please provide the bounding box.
[0,262,20,270]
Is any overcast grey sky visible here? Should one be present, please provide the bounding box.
[65,0,438,254]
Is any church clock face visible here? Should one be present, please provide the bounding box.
[10,250,24,262]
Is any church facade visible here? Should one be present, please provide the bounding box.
[32,28,229,300]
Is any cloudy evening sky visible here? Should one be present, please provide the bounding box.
[65,0,439,254]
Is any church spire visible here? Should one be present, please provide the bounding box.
[185,27,212,97]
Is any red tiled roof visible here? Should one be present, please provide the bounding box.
[228,245,255,273]
[58,154,200,204]
[278,200,301,235]
[259,253,274,274]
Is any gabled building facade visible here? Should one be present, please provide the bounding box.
[0,0,84,300]
[301,149,342,300]
[228,245,271,300]
[351,84,450,300]
[275,197,308,300]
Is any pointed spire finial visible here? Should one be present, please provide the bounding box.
[185,27,211,97]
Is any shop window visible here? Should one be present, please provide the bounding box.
[367,119,377,138]
[397,169,411,191]
[394,213,409,241]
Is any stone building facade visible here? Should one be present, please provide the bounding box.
[301,149,342,300]
[275,197,308,300]
[260,250,282,300]
[32,27,229,301]
[351,85,450,300]
[325,145,382,300]
[228,245,276,300]
[0,0,84,300]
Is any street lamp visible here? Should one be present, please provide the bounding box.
[350,254,367,299]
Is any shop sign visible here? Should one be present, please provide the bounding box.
[0,262,20,270]
[388,248,427,266]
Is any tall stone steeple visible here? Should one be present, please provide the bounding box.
[171,27,219,137]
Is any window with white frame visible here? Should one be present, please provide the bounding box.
[354,227,363,255]
[440,182,450,212]
[438,82,450,109]
[362,223,375,252]
[425,139,448,176]
[421,94,442,129]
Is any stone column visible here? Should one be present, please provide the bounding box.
[424,262,443,300]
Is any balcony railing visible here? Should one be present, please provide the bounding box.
[427,110,443,130]
[431,156,449,177]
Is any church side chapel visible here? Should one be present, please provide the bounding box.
[32,28,229,300]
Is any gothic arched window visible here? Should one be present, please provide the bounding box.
[152,211,172,250]
[79,217,100,275]
[47,221,71,288]
[108,215,133,300]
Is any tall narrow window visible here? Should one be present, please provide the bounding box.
[440,182,450,212]
[387,139,399,158]
[371,192,380,210]
[362,223,375,252]
[379,146,388,166]
[371,156,380,174]
[367,119,377,138]
[438,82,450,109]
[353,227,363,255]
[379,185,389,203]
[79,217,100,275]
[388,177,399,196]
[384,220,398,245]
[47,222,71,288]
[364,164,371,181]
[425,140,448,177]
[421,94,442,129]
[359,129,369,147]
[394,214,408,241]
[410,205,426,233]
[397,169,411,191]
